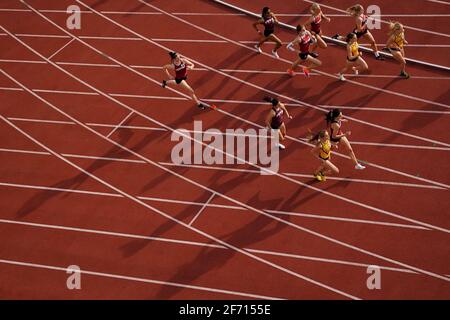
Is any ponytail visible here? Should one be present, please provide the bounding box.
[307,129,327,143]
[326,108,341,124]
[346,4,363,15]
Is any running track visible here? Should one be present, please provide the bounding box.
[0,0,449,299]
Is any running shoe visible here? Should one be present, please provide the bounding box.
[303,67,310,77]
[162,80,167,88]
[352,67,359,75]
[197,103,206,110]
[310,52,319,58]
[276,143,286,150]
[314,173,323,182]
[332,34,340,40]
[338,73,346,81]
[400,71,410,79]
[355,163,366,170]
[375,54,385,60]
[254,45,262,53]
[272,49,279,59]
[319,172,327,181]
[287,69,295,77]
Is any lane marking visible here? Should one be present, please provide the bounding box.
[106,111,134,138]
[47,38,75,60]
[0,218,420,274]
[0,258,282,300]
[189,193,216,226]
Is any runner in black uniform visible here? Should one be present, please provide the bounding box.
[162,52,206,109]
[264,96,292,150]
[253,7,282,58]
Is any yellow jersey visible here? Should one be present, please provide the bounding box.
[350,42,359,57]
[394,32,404,48]
[319,139,331,160]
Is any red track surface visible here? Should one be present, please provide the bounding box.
[0,0,449,299]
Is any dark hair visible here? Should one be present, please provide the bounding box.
[296,24,304,33]
[169,51,177,59]
[326,108,342,124]
[346,33,356,43]
[262,7,270,17]
[263,96,279,106]
[308,129,327,143]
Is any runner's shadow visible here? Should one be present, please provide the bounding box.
[153,192,288,299]
[16,128,135,218]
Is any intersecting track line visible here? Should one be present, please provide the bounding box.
[2,26,449,284]
[69,0,450,190]
[0,218,420,274]
[2,17,449,233]
[0,112,358,300]
[0,258,282,300]
[2,145,444,190]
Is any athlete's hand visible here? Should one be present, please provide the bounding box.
[288,115,293,119]
[345,131,352,136]
[287,42,295,51]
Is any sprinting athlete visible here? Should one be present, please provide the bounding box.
[333,4,384,60]
[305,3,330,44]
[162,51,206,109]
[326,108,366,170]
[338,32,369,81]
[309,130,339,182]
[253,7,282,58]
[264,96,292,150]
[287,24,324,77]
[385,21,410,78]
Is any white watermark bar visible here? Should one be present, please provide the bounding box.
[171,121,280,175]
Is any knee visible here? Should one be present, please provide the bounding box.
[316,60,322,66]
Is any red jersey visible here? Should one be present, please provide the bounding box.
[310,14,321,33]
[174,60,187,79]
[298,32,312,53]
[270,107,284,129]
[263,15,275,31]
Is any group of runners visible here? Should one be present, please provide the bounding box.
[161,3,411,181]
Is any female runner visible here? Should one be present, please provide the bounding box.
[264,96,292,150]
[253,7,282,58]
[162,51,206,109]
[338,32,368,81]
[385,21,410,78]
[326,108,365,170]
[333,4,384,60]
[286,24,324,77]
[309,130,339,182]
[304,3,330,54]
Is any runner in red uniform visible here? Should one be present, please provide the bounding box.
[286,24,324,77]
[304,3,330,55]
[264,96,292,150]
[332,4,384,60]
[253,7,282,58]
[162,52,206,109]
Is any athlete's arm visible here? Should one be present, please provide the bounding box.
[279,102,292,119]
[162,64,175,80]
[253,19,264,33]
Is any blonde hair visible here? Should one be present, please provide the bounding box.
[346,4,363,15]
[388,21,403,36]
[311,3,321,12]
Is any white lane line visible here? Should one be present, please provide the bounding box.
[10,5,450,278]
[47,38,75,60]
[1,7,449,16]
[265,210,430,230]
[425,0,450,5]
[159,161,446,190]
[0,258,281,300]
[1,61,446,290]
[0,171,438,229]
[1,145,444,191]
[105,111,134,138]
[0,182,121,198]
[3,84,450,116]
[9,114,450,151]
[302,0,450,38]
[2,55,450,80]
[189,193,216,226]
[0,218,418,274]
[0,109,359,300]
